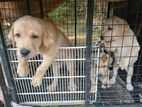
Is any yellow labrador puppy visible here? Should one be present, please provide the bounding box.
[101,16,140,91]
[91,49,113,91]
[8,15,76,91]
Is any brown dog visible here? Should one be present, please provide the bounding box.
[101,16,140,91]
[8,15,76,91]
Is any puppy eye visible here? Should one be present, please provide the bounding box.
[15,33,20,38]
[108,27,112,30]
[31,35,39,39]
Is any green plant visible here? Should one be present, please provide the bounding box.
[51,3,69,21]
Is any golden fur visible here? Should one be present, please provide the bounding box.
[101,16,140,91]
[8,15,76,91]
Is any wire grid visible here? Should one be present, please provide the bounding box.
[7,46,99,106]
[92,0,142,105]
[1,0,142,106]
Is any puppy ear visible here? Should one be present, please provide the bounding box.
[8,24,16,47]
[41,21,58,49]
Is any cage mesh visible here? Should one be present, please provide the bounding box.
[0,0,142,106]
[7,47,99,105]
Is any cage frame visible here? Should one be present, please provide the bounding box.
[1,0,142,107]
[0,24,18,106]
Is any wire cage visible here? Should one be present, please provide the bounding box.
[6,46,99,106]
[1,0,142,107]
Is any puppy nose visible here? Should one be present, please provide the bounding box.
[20,49,30,56]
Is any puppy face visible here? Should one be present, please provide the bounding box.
[8,16,43,58]
[101,16,128,42]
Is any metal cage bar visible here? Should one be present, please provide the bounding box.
[85,0,94,106]
[0,25,18,105]
[0,63,11,107]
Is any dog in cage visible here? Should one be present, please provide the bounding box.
[7,15,77,91]
[90,46,114,91]
[99,16,140,91]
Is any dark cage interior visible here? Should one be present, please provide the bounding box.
[1,0,142,107]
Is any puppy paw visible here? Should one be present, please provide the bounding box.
[101,78,111,89]
[17,64,29,77]
[68,84,77,91]
[101,84,111,89]
[126,84,133,91]
[101,85,107,89]
[31,75,42,87]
